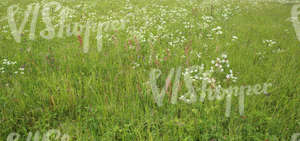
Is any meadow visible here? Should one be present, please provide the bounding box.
[0,0,299,140]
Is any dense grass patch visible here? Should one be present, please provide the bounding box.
[0,0,299,140]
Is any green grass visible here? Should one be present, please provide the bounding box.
[0,0,299,140]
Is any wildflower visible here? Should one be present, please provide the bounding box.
[226,74,230,79]
[216,31,223,35]
[196,53,201,58]
[263,39,277,47]
[222,54,227,58]
[232,36,238,41]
